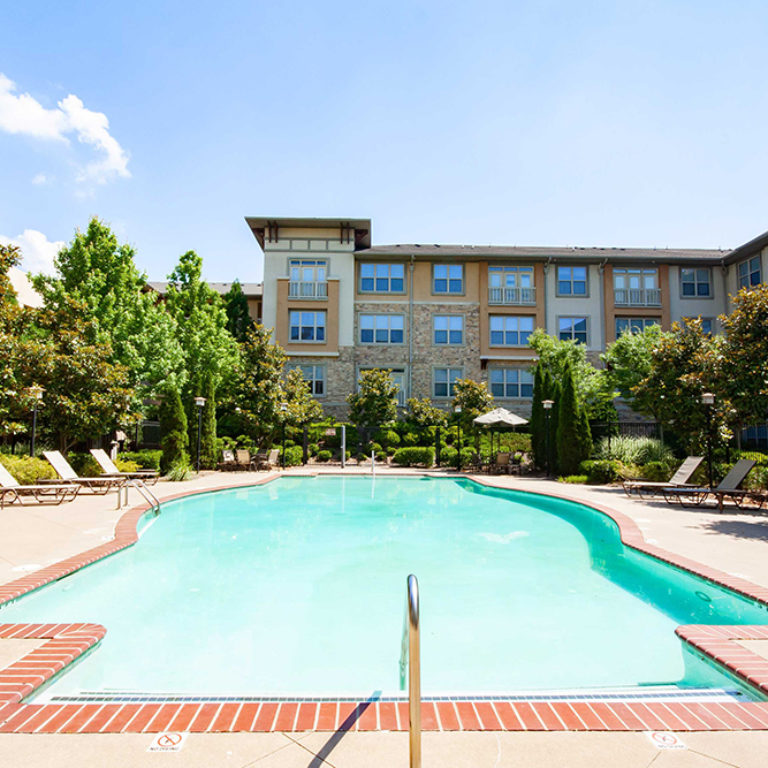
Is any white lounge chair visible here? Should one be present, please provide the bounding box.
[90,449,159,485]
[0,462,80,508]
[42,451,127,495]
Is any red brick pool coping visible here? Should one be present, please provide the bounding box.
[2,472,768,734]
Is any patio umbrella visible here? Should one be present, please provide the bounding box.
[473,408,529,459]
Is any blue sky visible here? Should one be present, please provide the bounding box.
[1,1,767,283]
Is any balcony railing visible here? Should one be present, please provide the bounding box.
[488,286,536,305]
[288,280,328,299]
[614,287,661,306]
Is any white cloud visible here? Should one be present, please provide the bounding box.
[0,73,130,185]
[31,172,50,185]
[0,229,64,276]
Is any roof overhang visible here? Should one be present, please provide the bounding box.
[245,217,372,250]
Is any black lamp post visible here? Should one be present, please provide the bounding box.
[454,404,463,472]
[194,396,206,473]
[702,392,715,488]
[543,399,554,478]
[29,385,44,458]
[280,402,288,469]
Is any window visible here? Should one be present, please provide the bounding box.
[488,266,535,303]
[558,317,588,344]
[615,317,659,336]
[433,264,463,294]
[742,424,768,451]
[557,266,587,296]
[359,367,406,405]
[359,263,405,293]
[289,310,326,342]
[433,367,463,398]
[680,268,711,298]
[489,315,534,346]
[614,268,660,305]
[288,364,325,396]
[738,256,762,289]
[289,259,327,298]
[489,368,534,399]
[359,314,404,344]
[433,315,463,345]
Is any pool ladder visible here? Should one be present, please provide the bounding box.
[124,479,161,511]
[399,574,421,768]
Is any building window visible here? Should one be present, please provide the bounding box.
[489,315,534,346]
[359,314,404,344]
[489,368,534,399]
[738,256,762,289]
[558,317,588,344]
[433,264,463,294]
[614,268,660,305]
[488,266,535,304]
[433,367,463,398]
[289,259,327,298]
[288,364,325,396]
[615,316,659,336]
[433,315,463,345]
[289,310,326,342]
[359,367,406,405]
[680,267,711,298]
[359,263,405,293]
[742,424,768,450]
[557,266,587,296]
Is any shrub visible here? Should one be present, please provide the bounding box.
[68,452,103,478]
[115,458,140,472]
[377,429,401,449]
[167,462,193,481]
[309,443,320,456]
[160,386,189,474]
[392,447,435,467]
[736,451,768,467]
[578,459,623,484]
[0,454,56,485]
[638,461,671,482]
[120,450,162,470]
[596,435,673,466]
[283,445,304,467]
[558,475,588,484]
[439,446,458,467]
[402,432,419,446]
[284,439,296,449]
[375,450,387,462]
[316,450,332,462]
[460,446,475,466]
[745,466,768,490]
[369,442,383,455]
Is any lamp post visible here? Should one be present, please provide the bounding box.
[542,399,554,478]
[280,402,288,469]
[29,385,44,458]
[701,392,715,488]
[454,405,463,472]
[194,396,206,473]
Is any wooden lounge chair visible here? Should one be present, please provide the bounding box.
[90,449,159,485]
[257,449,280,470]
[42,451,128,495]
[623,456,703,498]
[217,449,237,471]
[0,462,80,508]
[662,459,758,511]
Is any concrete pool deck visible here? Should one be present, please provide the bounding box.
[2,466,768,765]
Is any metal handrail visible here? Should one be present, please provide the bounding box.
[127,478,161,511]
[399,574,420,768]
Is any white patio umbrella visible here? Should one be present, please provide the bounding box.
[473,408,529,459]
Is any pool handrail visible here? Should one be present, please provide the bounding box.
[126,478,161,512]
[399,573,421,768]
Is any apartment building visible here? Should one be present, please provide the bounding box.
[247,217,768,418]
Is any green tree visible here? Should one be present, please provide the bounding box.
[199,374,218,469]
[33,218,186,411]
[232,324,287,450]
[556,364,592,474]
[282,367,324,426]
[223,279,254,343]
[530,364,545,469]
[451,378,494,450]
[160,384,189,473]
[347,368,398,428]
[406,397,448,428]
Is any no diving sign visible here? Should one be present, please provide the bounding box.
[148,732,189,752]
[646,731,686,749]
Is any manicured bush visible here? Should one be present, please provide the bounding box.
[439,446,458,467]
[374,450,387,462]
[637,461,671,482]
[460,446,475,466]
[369,442,383,455]
[736,451,768,467]
[309,443,320,456]
[402,432,419,446]
[283,445,304,467]
[558,475,588,484]
[120,450,162,470]
[0,454,57,485]
[578,459,623,484]
[392,447,435,467]
[377,429,401,449]
[316,450,332,462]
[114,458,140,472]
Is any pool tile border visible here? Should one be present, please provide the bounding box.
[2,472,768,733]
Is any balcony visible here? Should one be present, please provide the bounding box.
[614,287,661,307]
[488,286,536,305]
[288,281,328,299]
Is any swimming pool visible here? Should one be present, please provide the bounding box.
[2,476,767,700]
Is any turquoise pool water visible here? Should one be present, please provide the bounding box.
[3,476,767,698]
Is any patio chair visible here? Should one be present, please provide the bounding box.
[41,451,128,495]
[217,449,237,471]
[235,449,256,471]
[622,456,703,498]
[491,452,512,474]
[90,449,159,485]
[662,459,758,511]
[257,448,280,470]
[0,462,80,508]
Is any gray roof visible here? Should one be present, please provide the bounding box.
[356,243,731,264]
[148,281,263,297]
[724,227,768,265]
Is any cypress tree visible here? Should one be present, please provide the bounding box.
[530,364,545,469]
[546,376,560,475]
[556,364,591,475]
[160,385,189,473]
[224,279,253,343]
[200,374,218,469]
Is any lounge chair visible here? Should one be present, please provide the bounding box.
[217,449,237,471]
[235,449,256,471]
[90,449,159,485]
[257,449,280,470]
[662,459,759,511]
[491,452,513,474]
[41,451,127,495]
[0,462,80,508]
[623,456,703,498]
